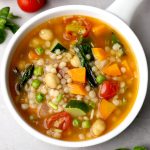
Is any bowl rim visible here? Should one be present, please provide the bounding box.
[0,5,148,147]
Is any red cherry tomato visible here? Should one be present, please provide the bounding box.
[17,0,46,12]
[43,112,72,130]
[98,80,119,100]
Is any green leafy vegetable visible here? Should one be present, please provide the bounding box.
[5,20,19,33]
[0,7,20,44]
[17,64,34,91]
[75,38,97,87]
[115,149,129,150]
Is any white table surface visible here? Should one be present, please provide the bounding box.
[0,0,150,150]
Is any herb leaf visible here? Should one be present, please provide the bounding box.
[0,29,6,44]
[0,7,10,19]
[5,20,19,33]
[7,13,20,19]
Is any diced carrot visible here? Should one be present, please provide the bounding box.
[28,50,39,60]
[92,25,108,37]
[68,83,87,96]
[99,99,116,120]
[68,67,86,83]
[102,63,121,76]
[121,60,132,76]
[92,48,107,61]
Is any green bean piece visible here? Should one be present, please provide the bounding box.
[36,93,45,103]
[31,79,41,89]
[82,120,91,129]
[35,47,44,55]
[72,119,80,127]
[96,74,106,84]
[34,66,43,76]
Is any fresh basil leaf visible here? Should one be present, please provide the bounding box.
[0,7,10,19]
[7,13,20,19]
[0,29,6,44]
[5,20,19,33]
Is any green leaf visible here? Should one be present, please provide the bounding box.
[7,13,20,19]
[5,20,19,33]
[133,146,147,150]
[0,18,6,30]
[0,29,6,44]
[0,7,10,19]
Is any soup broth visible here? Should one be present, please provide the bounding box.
[9,15,139,141]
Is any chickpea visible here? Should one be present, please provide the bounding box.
[70,55,81,67]
[44,73,60,88]
[29,38,43,48]
[39,29,53,41]
[91,119,106,137]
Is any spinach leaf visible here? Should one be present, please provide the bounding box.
[17,64,34,91]
[75,38,97,87]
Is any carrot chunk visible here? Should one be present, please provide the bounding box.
[102,63,121,76]
[92,25,108,36]
[92,48,107,61]
[68,83,87,96]
[68,67,86,83]
[99,99,116,120]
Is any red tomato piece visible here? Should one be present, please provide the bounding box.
[98,80,119,100]
[43,112,72,130]
[17,0,46,12]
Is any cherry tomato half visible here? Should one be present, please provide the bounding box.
[17,0,47,13]
[43,112,72,130]
[98,80,119,100]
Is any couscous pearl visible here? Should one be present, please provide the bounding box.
[63,67,68,73]
[67,78,72,83]
[45,65,53,72]
[85,85,91,92]
[64,74,70,79]
[83,116,89,120]
[61,79,66,85]
[120,81,126,88]
[54,90,59,97]
[50,53,56,59]
[21,104,29,110]
[45,41,51,48]
[86,54,91,60]
[59,62,66,69]
[64,87,69,93]
[55,49,61,55]
[121,67,126,73]
[50,68,57,74]
[112,99,120,106]
[76,95,83,100]
[89,90,96,98]
[92,66,97,72]
[49,89,54,96]
[112,43,121,51]
[57,73,62,79]
[57,85,62,89]
[36,59,44,65]
[54,63,58,68]
[120,88,125,94]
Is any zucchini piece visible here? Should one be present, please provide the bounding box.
[51,39,67,53]
[65,100,90,117]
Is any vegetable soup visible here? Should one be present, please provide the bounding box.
[9,15,139,141]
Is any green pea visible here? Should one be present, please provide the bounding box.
[72,119,80,127]
[96,74,106,84]
[89,101,96,109]
[31,79,41,89]
[82,120,91,129]
[56,94,63,103]
[34,66,43,76]
[36,92,44,103]
[35,47,44,55]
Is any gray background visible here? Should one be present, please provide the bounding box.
[0,0,150,149]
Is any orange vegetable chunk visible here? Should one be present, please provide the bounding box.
[68,83,87,96]
[121,60,132,76]
[92,25,108,36]
[68,67,86,83]
[99,99,116,120]
[28,50,39,60]
[92,48,107,61]
[102,63,121,76]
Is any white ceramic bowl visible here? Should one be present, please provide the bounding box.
[0,5,148,147]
